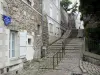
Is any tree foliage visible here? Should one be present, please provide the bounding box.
[60,0,78,13]
[79,0,100,21]
[80,0,100,54]
[60,0,72,11]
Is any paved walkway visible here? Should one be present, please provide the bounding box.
[41,50,82,75]
[56,53,82,74]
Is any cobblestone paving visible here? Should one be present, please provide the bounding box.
[16,38,100,75]
[82,61,100,75]
[56,52,82,74]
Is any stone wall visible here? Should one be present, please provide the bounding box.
[61,7,69,30]
[83,52,100,66]
[42,0,61,44]
[3,0,43,59]
[0,0,43,74]
[83,55,100,66]
[41,14,49,57]
[4,0,42,33]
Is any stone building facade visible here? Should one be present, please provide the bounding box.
[60,7,69,36]
[42,0,62,44]
[0,0,43,74]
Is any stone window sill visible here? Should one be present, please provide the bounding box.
[9,57,19,61]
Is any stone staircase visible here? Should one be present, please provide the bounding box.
[47,30,71,57]
[38,29,83,74]
[39,38,63,69]
[17,29,100,75]
[68,29,78,38]
[38,38,83,75]
[56,38,83,73]
[39,30,72,69]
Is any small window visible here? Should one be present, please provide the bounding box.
[28,38,31,45]
[49,23,53,33]
[6,68,9,72]
[27,0,31,5]
[37,25,40,35]
[57,12,59,21]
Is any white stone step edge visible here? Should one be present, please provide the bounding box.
[79,60,87,73]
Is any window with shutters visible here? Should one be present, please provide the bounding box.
[9,31,17,58]
[19,31,27,57]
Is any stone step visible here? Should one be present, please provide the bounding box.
[49,48,80,50]
[48,50,80,54]
[65,46,81,48]
[52,43,62,45]
[50,45,62,47]
[42,69,72,75]
[65,50,80,53]
[65,47,80,49]
[65,45,82,47]
[50,44,62,46]
[50,45,81,47]
[51,44,82,46]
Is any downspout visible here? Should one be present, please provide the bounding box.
[40,0,46,58]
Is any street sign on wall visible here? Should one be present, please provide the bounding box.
[2,15,11,26]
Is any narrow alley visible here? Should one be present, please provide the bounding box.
[0,0,100,75]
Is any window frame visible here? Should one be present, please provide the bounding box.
[22,0,34,6]
[9,30,17,58]
[37,24,41,35]
[49,23,53,33]
[26,0,31,5]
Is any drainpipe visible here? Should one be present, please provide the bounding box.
[40,0,46,58]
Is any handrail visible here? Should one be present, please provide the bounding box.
[82,37,100,64]
[53,52,63,69]
[52,30,72,69]
[49,37,62,46]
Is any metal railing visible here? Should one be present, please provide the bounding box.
[85,38,100,54]
[81,35,100,65]
[53,49,65,69]
[52,30,72,69]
